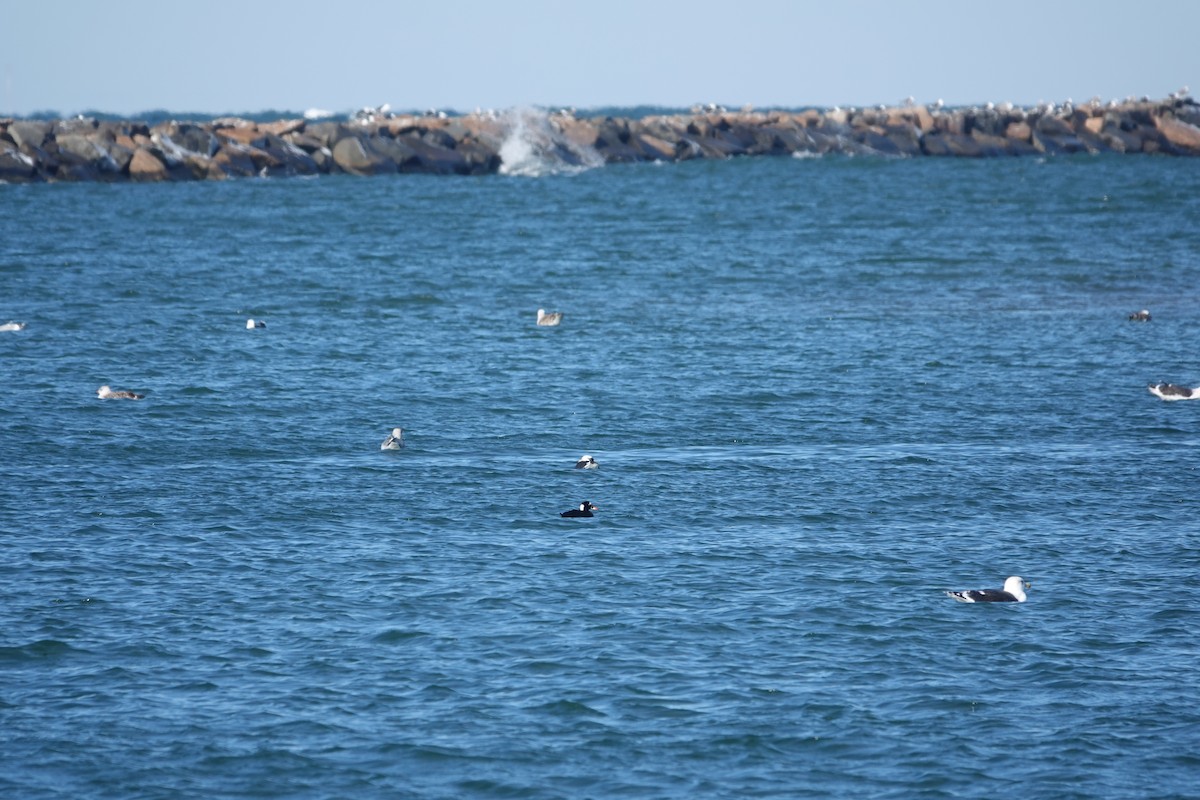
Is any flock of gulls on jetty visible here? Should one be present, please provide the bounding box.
[4,303,1192,604]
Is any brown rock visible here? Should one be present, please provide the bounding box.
[1156,116,1200,154]
[259,119,305,137]
[211,143,258,177]
[1005,121,1032,141]
[1083,116,1104,135]
[129,148,169,182]
[215,125,264,146]
[921,132,983,157]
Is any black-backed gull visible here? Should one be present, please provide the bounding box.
[97,385,145,400]
[1148,383,1200,401]
[561,501,598,518]
[380,427,405,450]
[1128,309,1151,322]
[536,308,563,326]
[575,454,598,469]
[246,318,266,329]
[946,576,1029,603]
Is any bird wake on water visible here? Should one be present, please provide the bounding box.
[1148,383,1200,401]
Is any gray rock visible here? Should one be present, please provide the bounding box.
[55,133,122,174]
[9,120,51,150]
[0,144,38,182]
[331,136,397,175]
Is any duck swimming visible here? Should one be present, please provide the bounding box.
[97,385,144,400]
[536,308,563,326]
[560,501,598,518]
[380,427,405,450]
[574,454,598,469]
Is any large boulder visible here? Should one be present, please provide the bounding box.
[921,131,983,157]
[166,123,219,156]
[55,133,122,175]
[258,134,319,175]
[210,142,258,177]
[331,136,397,175]
[0,144,37,182]
[8,120,51,150]
[1155,116,1200,154]
[128,148,169,181]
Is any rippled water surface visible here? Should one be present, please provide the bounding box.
[3,153,1200,799]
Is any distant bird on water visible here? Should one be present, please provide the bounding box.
[1128,309,1151,322]
[380,427,405,450]
[561,501,598,518]
[97,385,144,400]
[575,454,598,469]
[536,308,563,326]
[246,318,266,329]
[946,576,1030,603]
[1148,383,1200,401]
[0,321,26,331]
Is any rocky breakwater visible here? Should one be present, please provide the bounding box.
[2,95,1198,183]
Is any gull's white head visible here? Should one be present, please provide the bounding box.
[391,428,404,438]
[98,385,111,397]
[1003,576,1030,601]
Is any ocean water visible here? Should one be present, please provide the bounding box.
[3,151,1200,799]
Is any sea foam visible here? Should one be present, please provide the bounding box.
[498,108,604,177]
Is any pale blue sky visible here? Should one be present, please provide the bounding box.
[2,0,1195,116]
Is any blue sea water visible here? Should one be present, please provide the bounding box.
[3,151,1200,799]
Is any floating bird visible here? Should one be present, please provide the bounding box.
[560,501,598,518]
[246,318,266,329]
[1148,383,1200,401]
[575,454,598,469]
[380,427,405,450]
[946,576,1030,603]
[1128,309,1151,322]
[97,385,144,400]
[536,308,563,327]
[0,321,26,331]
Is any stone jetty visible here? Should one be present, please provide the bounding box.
[2,95,1198,183]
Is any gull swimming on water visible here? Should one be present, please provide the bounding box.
[246,318,266,329]
[381,427,405,450]
[1148,383,1200,401]
[97,385,145,400]
[575,454,598,469]
[946,576,1030,603]
[0,321,26,331]
[1128,309,1151,322]
[536,308,563,326]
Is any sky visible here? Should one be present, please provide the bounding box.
[2,0,1195,117]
